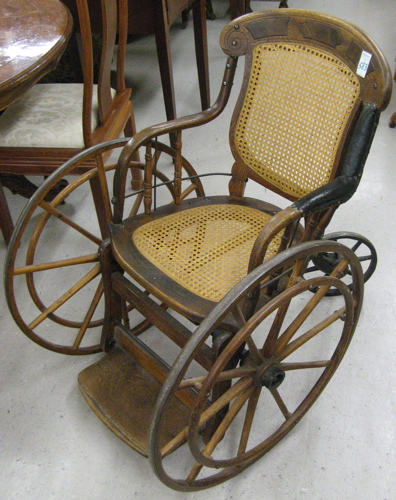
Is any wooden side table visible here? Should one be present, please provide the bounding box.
[63,0,210,136]
[126,0,210,125]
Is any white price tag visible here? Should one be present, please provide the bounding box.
[357,50,372,77]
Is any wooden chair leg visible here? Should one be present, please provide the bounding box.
[192,0,211,110]
[230,0,246,18]
[230,0,288,19]
[206,0,216,20]
[0,180,14,245]
[153,7,177,149]
[154,7,176,123]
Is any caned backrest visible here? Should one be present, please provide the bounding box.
[222,9,392,201]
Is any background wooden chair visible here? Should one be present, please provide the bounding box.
[0,0,140,244]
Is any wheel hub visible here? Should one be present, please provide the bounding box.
[312,252,347,278]
[254,362,285,390]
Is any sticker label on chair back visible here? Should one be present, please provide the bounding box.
[357,51,372,77]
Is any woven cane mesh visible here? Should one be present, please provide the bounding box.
[235,43,360,198]
[133,205,281,302]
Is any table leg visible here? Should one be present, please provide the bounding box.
[193,0,211,110]
[230,0,246,18]
[154,5,177,148]
[0,180,14,245]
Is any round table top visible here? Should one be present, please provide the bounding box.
[0,0,73,110]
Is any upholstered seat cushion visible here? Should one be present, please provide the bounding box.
[0,84,114,148]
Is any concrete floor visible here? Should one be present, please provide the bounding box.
[1,1,395,498]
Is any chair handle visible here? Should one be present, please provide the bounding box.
[112,56,238,223]
[248,206,302,274]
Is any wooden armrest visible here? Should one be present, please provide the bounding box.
[112,56,237,223]
[248,206,302,274]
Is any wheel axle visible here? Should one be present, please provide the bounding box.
[254,363,285,389]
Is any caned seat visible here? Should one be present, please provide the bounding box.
[111,196,285,320]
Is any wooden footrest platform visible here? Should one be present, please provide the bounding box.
[78,346,191,456]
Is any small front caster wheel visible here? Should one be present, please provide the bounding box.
[305,232,376,296]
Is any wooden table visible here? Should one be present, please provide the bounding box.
[0,0,73,243]
[0,0,73,111]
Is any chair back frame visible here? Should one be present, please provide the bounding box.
[77,0,132,147]
[223,9,392,201]
[112,9,392,224]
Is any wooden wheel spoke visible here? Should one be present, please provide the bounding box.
[73,280,104,348]
[278,306,346,361]
[262,301,291,357]
[185,462,204,484]
[186,385,254,484]
[177,367,256,391]
[238,386,262,455]
[14,254,98,275]
[128,192,144,218]
[329,257,350,278]
[28,264,101,330]
[275,262,350,355]
[261,262,314,357]
[39,200,102,245]
[161,377,252,458]
[275,285,328,355]
[261,259,311,357]
[153,147,163,164]
[271,388,292,420]
[232,305,263,363]
[180,183,198,200]
[280,360,331,370]
[231,304,247,328]
[245,336,263,363]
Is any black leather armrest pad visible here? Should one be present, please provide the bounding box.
[342,102,380,178]
[293,102,380,215]
[293,176,358,214]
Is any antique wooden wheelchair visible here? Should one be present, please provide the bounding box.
[5,9,392,492]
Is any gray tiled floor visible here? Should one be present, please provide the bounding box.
[1,1,395,498]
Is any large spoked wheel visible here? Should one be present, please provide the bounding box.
[149,240,364,491]
[5,139,204,355]
[305,232,377,296]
